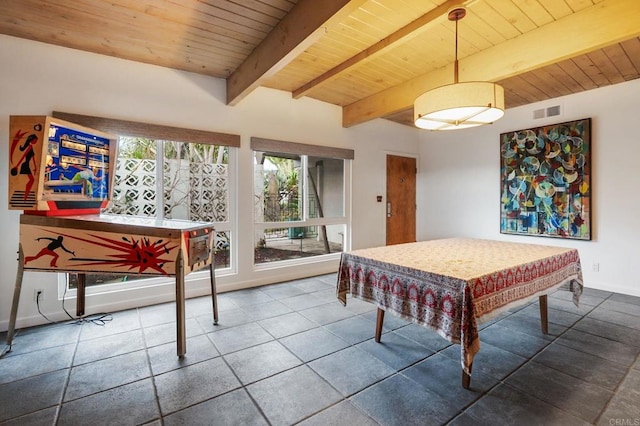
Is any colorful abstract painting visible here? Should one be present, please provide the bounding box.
[500,118,591,240]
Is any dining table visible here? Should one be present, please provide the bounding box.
[337,238,583,388]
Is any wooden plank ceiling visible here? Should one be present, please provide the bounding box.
[1,0,639,128]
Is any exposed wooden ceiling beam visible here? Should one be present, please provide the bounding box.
[342,0,640,127]
[226,0,368,106]
[292,0,469,99]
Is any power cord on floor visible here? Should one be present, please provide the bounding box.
[3,287,112,358]
[68,312,114,326]
[62,284,114,326]
[33,286,114,327]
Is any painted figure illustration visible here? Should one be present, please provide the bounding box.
[24,236,76,267]
[10,131,39,200]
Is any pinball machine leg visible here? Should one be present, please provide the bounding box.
[6,244,25,352]
[76,273,86,317]
[209,260,218,325]
[175,249,186,357]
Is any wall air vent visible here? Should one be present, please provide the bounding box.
[532,105,561,119]
[546,105,561,117]
[533,108,546,119]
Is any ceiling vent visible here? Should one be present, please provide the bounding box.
[533,104,562,119]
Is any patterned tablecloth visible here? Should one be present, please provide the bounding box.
[337,238,583,374]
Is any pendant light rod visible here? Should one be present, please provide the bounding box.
[448,6,465,84]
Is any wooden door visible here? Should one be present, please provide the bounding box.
[386,155,416,245]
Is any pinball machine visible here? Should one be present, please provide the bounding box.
[6,116,217,357]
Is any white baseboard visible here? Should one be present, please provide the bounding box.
[584,280,640,298]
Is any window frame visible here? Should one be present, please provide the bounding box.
[251,137,353,268]
[52,111,239,295]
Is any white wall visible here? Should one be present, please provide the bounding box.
[418,78,640,297]
[0,34,420,331]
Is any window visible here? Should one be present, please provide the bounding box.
[252,137,353,266]
[53,112,239,290]
[67,138,233,288]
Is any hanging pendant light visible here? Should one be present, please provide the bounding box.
[414,6,505,130]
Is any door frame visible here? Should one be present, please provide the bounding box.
[385,152,418,245]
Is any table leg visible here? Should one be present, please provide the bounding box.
[539,294,548,334]
[175,249,186,357]
[209,261,218,325]
[6,244,25,351]
[462,362,473,389]
[375,308,385,343]
[76,273,86,317]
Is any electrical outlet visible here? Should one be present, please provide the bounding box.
[34,288,45,303]
[592,262,600,272]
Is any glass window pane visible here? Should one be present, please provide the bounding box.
[68,273,141,288]
[105,137,158,217]
[77,138,231,288]
[163,141,229,222]
[254,225,344,265]
[214,231,231,269]
[307,156,344,218]
[254,152,302,222]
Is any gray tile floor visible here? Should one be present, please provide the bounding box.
[1,273,639,425]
